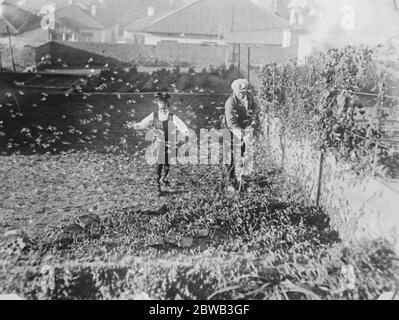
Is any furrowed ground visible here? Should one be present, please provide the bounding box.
[0,92,398,300]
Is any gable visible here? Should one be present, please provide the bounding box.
[55,5,105,30]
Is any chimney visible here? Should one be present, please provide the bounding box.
[147,6,155,17]
[91,4,97,16]
[273,0,278,12]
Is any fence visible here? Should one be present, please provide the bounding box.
[0,44,36,71]
[265,82,399,207]
[32,41,298,71]
[265,80,399,207]
[264,115,399,251]
[260,43,399,251]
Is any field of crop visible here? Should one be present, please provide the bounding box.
[0,92,398,300]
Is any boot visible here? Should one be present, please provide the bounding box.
[161,176,174,193]
[156,178,163,196]
[160,176,168,186]
[237,177,245,193]
[157,183,163,196]
[226,178,238,194]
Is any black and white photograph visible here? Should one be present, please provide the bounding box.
[0,0,399,306]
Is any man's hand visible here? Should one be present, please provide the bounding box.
[243,129,253,146]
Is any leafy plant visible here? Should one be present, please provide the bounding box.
[258,46,399,178]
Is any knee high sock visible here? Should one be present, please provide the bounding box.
[156,164,163,183]
[164,164,170,180]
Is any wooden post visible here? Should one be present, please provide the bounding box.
[232,43,235,71]
[316,151,325,208]
[247,46,251,82]
[371,76,385,177]
[377,78,385,133]
[272,66,276,112]
[237,43,241,78]
[6,26,16,72]
[372,142,380,176]
[280,127,285,165]
[0,45,3,72]
[225,47,229,68]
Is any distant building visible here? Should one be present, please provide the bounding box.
[82,0,190,43]
[2,0,193,43]
[2,2,114,44]
[124,12,169,44]
[49,4,111,43]
[0,1,41,36]
[124,0,293,46]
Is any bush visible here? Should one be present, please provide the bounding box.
[258,46,399,178]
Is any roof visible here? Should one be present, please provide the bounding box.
[55,4,105,30]
[87,0,138,28]
[34,41,130,67]
[92,0,184,29]
[0,1,41,35]
[225,29,287,45]
[125,13,169,32]
[6,0,93,12]
[141,0,291,36]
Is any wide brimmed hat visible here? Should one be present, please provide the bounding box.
[231,79,250,93]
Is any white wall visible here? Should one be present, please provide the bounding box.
[265,116,399,253]
[144,33,226,45]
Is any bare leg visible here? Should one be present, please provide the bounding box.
[156,164,163,194]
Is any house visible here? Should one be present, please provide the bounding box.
[2,2,113,43]
[124,12,169,44]
[6,0,101,12]
[0,0,41,36]
[91,0,190,43]
[124,0,293,46]
[3,0,192,43]
[49,4,112,42]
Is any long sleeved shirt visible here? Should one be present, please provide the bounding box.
[224,94,252,139]
[134,111,190,135]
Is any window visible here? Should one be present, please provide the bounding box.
[218,25,226,40]
[64,33,74,41]
[282,29,291,48]
[81,32,94,42]
[134,35,145,44]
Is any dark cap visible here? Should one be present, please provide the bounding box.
[154,91,171,102]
